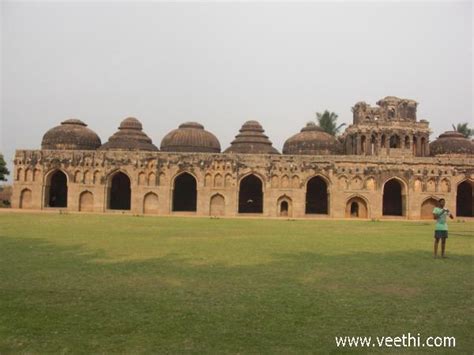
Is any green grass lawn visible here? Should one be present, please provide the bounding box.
[0,212,472,353]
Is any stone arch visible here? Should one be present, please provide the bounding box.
[138,172,146,185]
[350,176,363,190]
[382,177,407,216]
[389,134,401,148]
[107,170,131,210]
[413,178,422,192]
[33,168,41,182]
[345,195,368,218]
[25,168,33,182]
[420,196,439,220]
[17,168,23,181]
[74,170,82,183]
[281,175,290,188]
[148,172,156,186]
[305,175,330,215]
[93,171,101,184]
[277,195,292,217]
[426,178,436,192]
[44,169,68,208]
[456,179,473,217]
[365,177,376,191]
[214,173,223,187]
[79,191,94,212]
[440,178,450,193]
[225,174,233,187]
[143,192,159,214]
[238,174,263,213]
[19,188,32,209]
[204,173,212,187]
[291,175,300,188]
[338,175,348,189]
[158,172,166,186]
[210,193,225,216]
[271,175,279,188]
[404,135,410,149]
[172,172,197,212]
[83,170,92,184]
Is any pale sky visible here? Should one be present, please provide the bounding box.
[1,1,472,182]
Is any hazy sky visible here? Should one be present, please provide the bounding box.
[1,1,472,182]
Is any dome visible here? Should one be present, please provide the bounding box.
[41,119,101,150]
[430,131,474,156]
[224,120,280,154]
[99,117,158,151]
[160,122,221,153]
[283,122,340,155]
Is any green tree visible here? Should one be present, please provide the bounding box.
[316,110,346,136]
[0,154,10,181]
[451,123,473,138]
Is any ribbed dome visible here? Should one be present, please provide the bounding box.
[160,122,221,153]
[99,117,158,151]
[224,120,280,154]
[41,119,101,150]
[283,122,340,155]
[430,131,474,156]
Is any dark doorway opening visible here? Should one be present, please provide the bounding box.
[280,200,289,216]
[48,170,68,207]
[238,175,263,213]
[109,172,131,210]
[350,202,359,217]
[456,181,473,217]
[173,173,197,211]
[383,179,403,216]
[305,176,328,214]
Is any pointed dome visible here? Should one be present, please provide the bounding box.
[160,122,221,153]
[430,131,473,155]
[99,117,158,151]
[41,119,101,150]
[224,120,280,154]
[283,122,340,155]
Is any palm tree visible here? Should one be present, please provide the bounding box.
[451,123,473,138]
[316,110,346,136]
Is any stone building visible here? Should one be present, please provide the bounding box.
[11,96,474,219]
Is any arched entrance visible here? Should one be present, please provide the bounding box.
[382,178,405,216]
[172,173,197,212]
[456,180,473,217]
[238,174,263,213]
[79,191,94,212]
[46,170,68,207]
[210,194,225,216]
[421,197,438,219]
[20,189,32,209]
[305,176,328,214]
[345,196,368,218]
[143,192,159,214]
[277,196,292,217]
[109,172,131,210]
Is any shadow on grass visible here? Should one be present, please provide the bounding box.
[0,235,472,354]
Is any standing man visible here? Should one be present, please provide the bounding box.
[433,198,454,258]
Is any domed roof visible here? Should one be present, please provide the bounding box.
[160,122,221,153]
[430,131,474,156]
[41,119,101,150]
[224,120,280,154]
[99,117,158,151]
[283,122,340,155]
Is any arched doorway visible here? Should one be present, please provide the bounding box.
[143,192,159,214]
[238,174,263,213]
[109,172,131,210]
[305,176,328,214]
[277,196,292,217]
[456,180,473,217]
[345,196,368,218]
[46,170,68,207]
[382,178,405,216]
[79,191,94,212]
[172,173,197,212]
[421,197,438,219]
[210,194,225,216]
[20,189,32,209]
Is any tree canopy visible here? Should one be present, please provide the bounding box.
[0,154,10,181]
[316,110,346,136]
[451,123,473,138]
